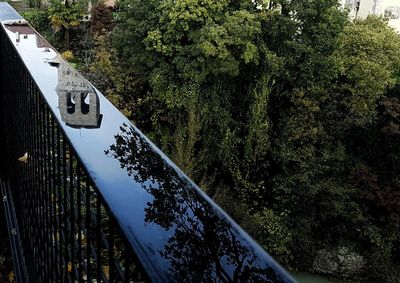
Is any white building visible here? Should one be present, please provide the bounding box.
[379,0,400,32]
[341,0,400,32]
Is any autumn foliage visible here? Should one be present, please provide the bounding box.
[90,2,113,36]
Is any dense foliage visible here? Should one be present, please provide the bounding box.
[89,2,113,35]
[48,0,85,49]
[25,0,400,281]
[109,1,400,280]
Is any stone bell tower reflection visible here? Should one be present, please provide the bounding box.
[56,59,101,128]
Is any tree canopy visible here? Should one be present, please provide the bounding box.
[26,0,399,280]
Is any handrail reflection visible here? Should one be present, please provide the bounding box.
[55,60,102,128]
[4,20,102,129]
[106,124,286,282]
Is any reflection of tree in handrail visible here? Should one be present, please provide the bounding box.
[106,124,287,282]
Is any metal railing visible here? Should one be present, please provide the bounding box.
[0,3,294,282]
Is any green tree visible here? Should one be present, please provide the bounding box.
[92,37,142,116]
[48,0,85,50]
[28,0,43,9]
[332,16,400,128]
[107,0,400,280]
[114,0,261,181]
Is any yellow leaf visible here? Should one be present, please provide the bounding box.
[52,232,60,242]
[8,271,15,282]
[74,233,86,244]
[18,152,28,163]
[102,265,109,280]
[80,234,86,245]
[67,262,72,273]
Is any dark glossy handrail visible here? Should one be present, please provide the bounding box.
[0,3,295,282]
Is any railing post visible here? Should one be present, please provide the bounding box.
[0,17,4,178]
[0,12,6,240]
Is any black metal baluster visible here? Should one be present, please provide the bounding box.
[77,164,83,282]
[109,218,114,283]
[96,197,102,282]
[56,126,64,282]
[38,97,46,281]
[62,138,70,281]
[85,180,91,282]
[50,115,58,280]
[32,84,41,281]
[69,149,76,281]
